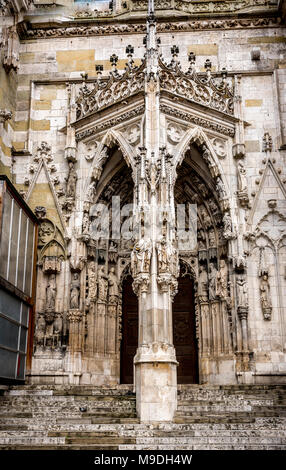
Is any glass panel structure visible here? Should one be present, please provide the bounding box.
[0,177,38,383]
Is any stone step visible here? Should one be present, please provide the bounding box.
[0,444,120,450]
[174,417,256,424]
[0,384,285,450]
[118,444,286,450]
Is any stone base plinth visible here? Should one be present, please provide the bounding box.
[135,345,177,422]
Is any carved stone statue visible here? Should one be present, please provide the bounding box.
[260,273,272,320]
[82,210,90,234]
[216,259,228,300]
[237,162,247,193]
[216,176,226,200]
[131,238,152,275]
[70,272,80,309]
[198,265,208,302]
[88,261,97,301]
[53,313,63,348]
[208,228,216,248]
[46,274,56,311]
[35,315,46,348]
[236,275,248,307]
[223,212,233,240]
[108,267,119,303]
[66,161,77,198]
[98,266,108,302]
[157,236,168,273]
[209,263,217,301]
[199,206,212,228]
[201,143,213,167]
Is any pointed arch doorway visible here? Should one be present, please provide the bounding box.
[120,275,138,384]
[173,274,199,384]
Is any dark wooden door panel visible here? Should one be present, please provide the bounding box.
[120,276,138,384]
[173,276,198,384]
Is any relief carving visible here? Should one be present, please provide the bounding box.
[108,267,119,304]
[237,161,249,207]
[198,265,208,303]
[209,262,217,301]
[215,259,228,300]
[98,266,108,302]
[259,272,272,321]
[236,275,248,308]
[70,273,80,309]
[131,238,152,276]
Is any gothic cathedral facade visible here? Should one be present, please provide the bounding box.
[0,0,286,421]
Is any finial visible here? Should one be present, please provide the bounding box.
[126,45,134,65]
[80,72,88,81]
[263,132,273,153]
[110,54,118,66]
[126,44,134,57]
[171,45,179,62]
[204,59,212,71]
[110,54,119,74]
[188,52,196,66]
[95,64,103,78]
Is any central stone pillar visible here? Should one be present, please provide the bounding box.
[130,6,179,422]
[133,268,178,422]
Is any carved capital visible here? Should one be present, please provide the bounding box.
[157,273,178,298]
[132,273,150,295]
[67,309,83,323]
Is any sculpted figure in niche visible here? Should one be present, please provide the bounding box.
[216,259,228,300]
[82,210,90,234]
[201,143,212,167]
[168,243,179,278]
[199,206,212,228]
[237,162,247,193]
[53,314,63,348]
[70,272,80,309]
[236,275,248,307]
[131,238,152,275]
[35,315,46,348]
[198,265,208,302]
[209,263,217,301]
[88,262,97,301]
[260,273,272,319]
[108,267,119,302]
[216,176,226,200]
[208,228,216,247]
[157,236,168,273]
[66,162,77,198]
[223,212,233,239]
[98,266,108,302]
[198,230,207,251]
[46,274,56,311]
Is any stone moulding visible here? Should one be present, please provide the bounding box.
[18,17,281,40]
[160,104,235,137]
[75,105,145,141]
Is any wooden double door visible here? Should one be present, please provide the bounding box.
[120,275,198,384]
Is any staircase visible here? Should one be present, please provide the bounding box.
[0,384,286,450]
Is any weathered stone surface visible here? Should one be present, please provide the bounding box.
[0,385,285,450]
